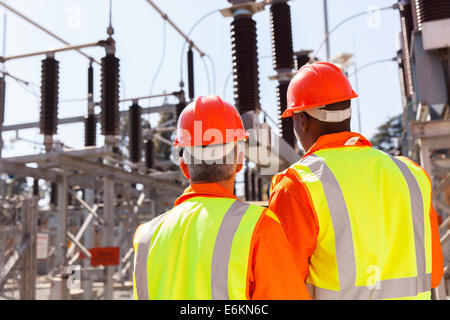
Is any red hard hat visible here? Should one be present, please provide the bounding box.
[282,61,358,118]
[174,95,249,147]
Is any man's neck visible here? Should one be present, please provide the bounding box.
[190,175,236,194]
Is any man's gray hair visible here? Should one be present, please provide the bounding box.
[182,142,243,183]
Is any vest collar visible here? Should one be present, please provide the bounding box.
[174,183,237,207]
[303,131,372,158]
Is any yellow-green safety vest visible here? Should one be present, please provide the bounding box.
[288,146,432,300]
[132,197,270,300]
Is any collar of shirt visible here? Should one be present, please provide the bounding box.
[303,131,372,158]
[174,183,237,207]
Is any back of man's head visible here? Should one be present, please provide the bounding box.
[180,142,244,183]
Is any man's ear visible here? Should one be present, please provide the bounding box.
[300,112,308,133]
[179,156,190,180]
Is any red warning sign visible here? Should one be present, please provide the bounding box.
[90,247,120,266]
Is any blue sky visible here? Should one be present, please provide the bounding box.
[1,0,402,158]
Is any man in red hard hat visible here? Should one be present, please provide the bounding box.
[269,62,444,300]
[133,94,310,300]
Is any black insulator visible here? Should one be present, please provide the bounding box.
[277,82,295,147]
[230,16,261,113]
[128,103,142,163]
[187,47,195,100]
[88,64,94,96]
[68,190,73,206]
[100,53,120,136]
[40,56,59,136]
[50,183,57,206]
[295,52,310,70]
[33,179,39,197]
[244,166,250,201]
[399,1,415,97]
[145,139,155,170]
[399,1,414,48]
[250,170,256,201]
[176,100,187,120]
[270,2,294,71]
[415,0,450,29]
[84,114,96,147]
[257,176,263,201]
[397,52,408,108]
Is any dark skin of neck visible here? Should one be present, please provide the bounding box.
[292,100,353,152]
[293,112,351,152]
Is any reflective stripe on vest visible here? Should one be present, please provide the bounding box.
[211,200,250,299]
[134,211,169,300]
[299,153,431,300]
[134,198,264,300]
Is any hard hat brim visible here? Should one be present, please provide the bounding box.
[282,91,358,118]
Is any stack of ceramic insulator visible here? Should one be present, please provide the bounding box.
[145,139,154,170]
[414,0,450,29]
[85,64,96,146]
[230,13,261,113]
[40,56,59,136]
[100,54,120,136]
[270,1,294,71]
[176,100,187,120]
[270,1,295,147]
[399,0,415,97]
[84,114,96,147]
[187,48,195,100]
[128,102,142,163]
[295,52,310,70]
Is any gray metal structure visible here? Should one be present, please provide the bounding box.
[397,0,450,299]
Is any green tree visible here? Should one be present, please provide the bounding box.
[0,175,28,198]
[153,112,178,171]
[371,114,403,155]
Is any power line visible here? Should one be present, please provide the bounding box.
[205,54,216,93]
[0,1,100,65]
[179,9,219,83]
[201,56,211,94]
[348,58,396,77]
[148,19,167,120]
[312,4,398,59]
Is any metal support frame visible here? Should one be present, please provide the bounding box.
[0,198,37,298]
[410,119,450,299]
[82,188,95,299]
[102,177,114,300]
[1,103,176,133]
[19,198,38,300]
[0,40,110,63]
